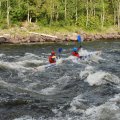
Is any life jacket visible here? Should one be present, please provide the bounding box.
[72,51,80,58]
[49,55,56,63]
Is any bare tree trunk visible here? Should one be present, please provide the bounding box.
[114,9,116,26]
[27,9,29,22]
[118,1,120,28]
[30,17,32,23]
[101,13,103,27]
[0,1,1,16]
[7,0,10,27]
[75,0,78,22]
[93,5,96,16]
[90,0,93,16]
[50,0,53,25]
[101,0,105,28]
[36,18,37,23]
[111,0,117,27]
[27,0,30,22]
[65,0,67,20]
[86,0,89,27]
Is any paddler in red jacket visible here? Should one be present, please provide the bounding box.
[49,51,56,63]
[72,46,82,58]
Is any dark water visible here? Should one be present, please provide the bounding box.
[0,40,120,120]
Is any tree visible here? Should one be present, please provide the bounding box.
[6,0,10,27]
[0,0,119,30]
[86,0,89,27]
[64,0,67,20]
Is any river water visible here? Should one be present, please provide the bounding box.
[0,40,120,120]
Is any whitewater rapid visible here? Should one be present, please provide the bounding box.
[0,41,120,120]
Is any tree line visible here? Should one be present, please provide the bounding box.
[0,0,120,30]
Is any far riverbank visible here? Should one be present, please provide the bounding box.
[0,27,120,44]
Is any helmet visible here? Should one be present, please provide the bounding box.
[73,47,77,52]
[51,51,55,55]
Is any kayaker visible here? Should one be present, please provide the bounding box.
[72,46,82,58]
[49,51,56,63]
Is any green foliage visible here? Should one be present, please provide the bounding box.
[104,15,114,27]
[86,16,101,30]
[77,15,86,28]
[37,18,49,26]
[11,8,27,22]
[0,0,119,31]
[0,16,8,29]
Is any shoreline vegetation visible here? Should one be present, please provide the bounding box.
[0,23,120,44]
[0,0,120,44]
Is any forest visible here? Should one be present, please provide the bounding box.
[0,0,120,31]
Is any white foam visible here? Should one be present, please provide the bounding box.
[85,71,108,86]
[40,85,57,95]
[33,58,64,72]
[80,66,120,86]
[40,76,70,95]
[54,75,70,85]
[0,53,5,57]
[78,48,101,56]
[86,71,120,86]
[82,101,120,120]
[33,65,46,72]
[68,94,120,119]
[19,53,40,61]
[14,116,36,120]
[27,82,39,90]
[0,61,32,71]
[78,48,90,56]
[13,97,120,120]
[0,78,9,87]
[109,93,120,102]
[66,49,102,64]
[80,66,94,79]
[17,60,44,66]
[110,49,120,52]
[0,78,17,90]
[79,49,102,62]
[55,58,63,65]
[69,94,87,113]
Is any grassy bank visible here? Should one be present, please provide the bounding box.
[0,23,120,37]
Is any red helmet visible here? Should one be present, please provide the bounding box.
[51,51,55,55]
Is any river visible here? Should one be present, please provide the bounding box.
[0,40,120,120]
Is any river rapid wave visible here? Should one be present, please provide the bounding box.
[0,40,120,120]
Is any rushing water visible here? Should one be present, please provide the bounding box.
[0,40,120,120]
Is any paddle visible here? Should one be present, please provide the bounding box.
[77,35,84,59]
[77,35,82,47]
[77,35,83,52]
[58,48,63,58]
